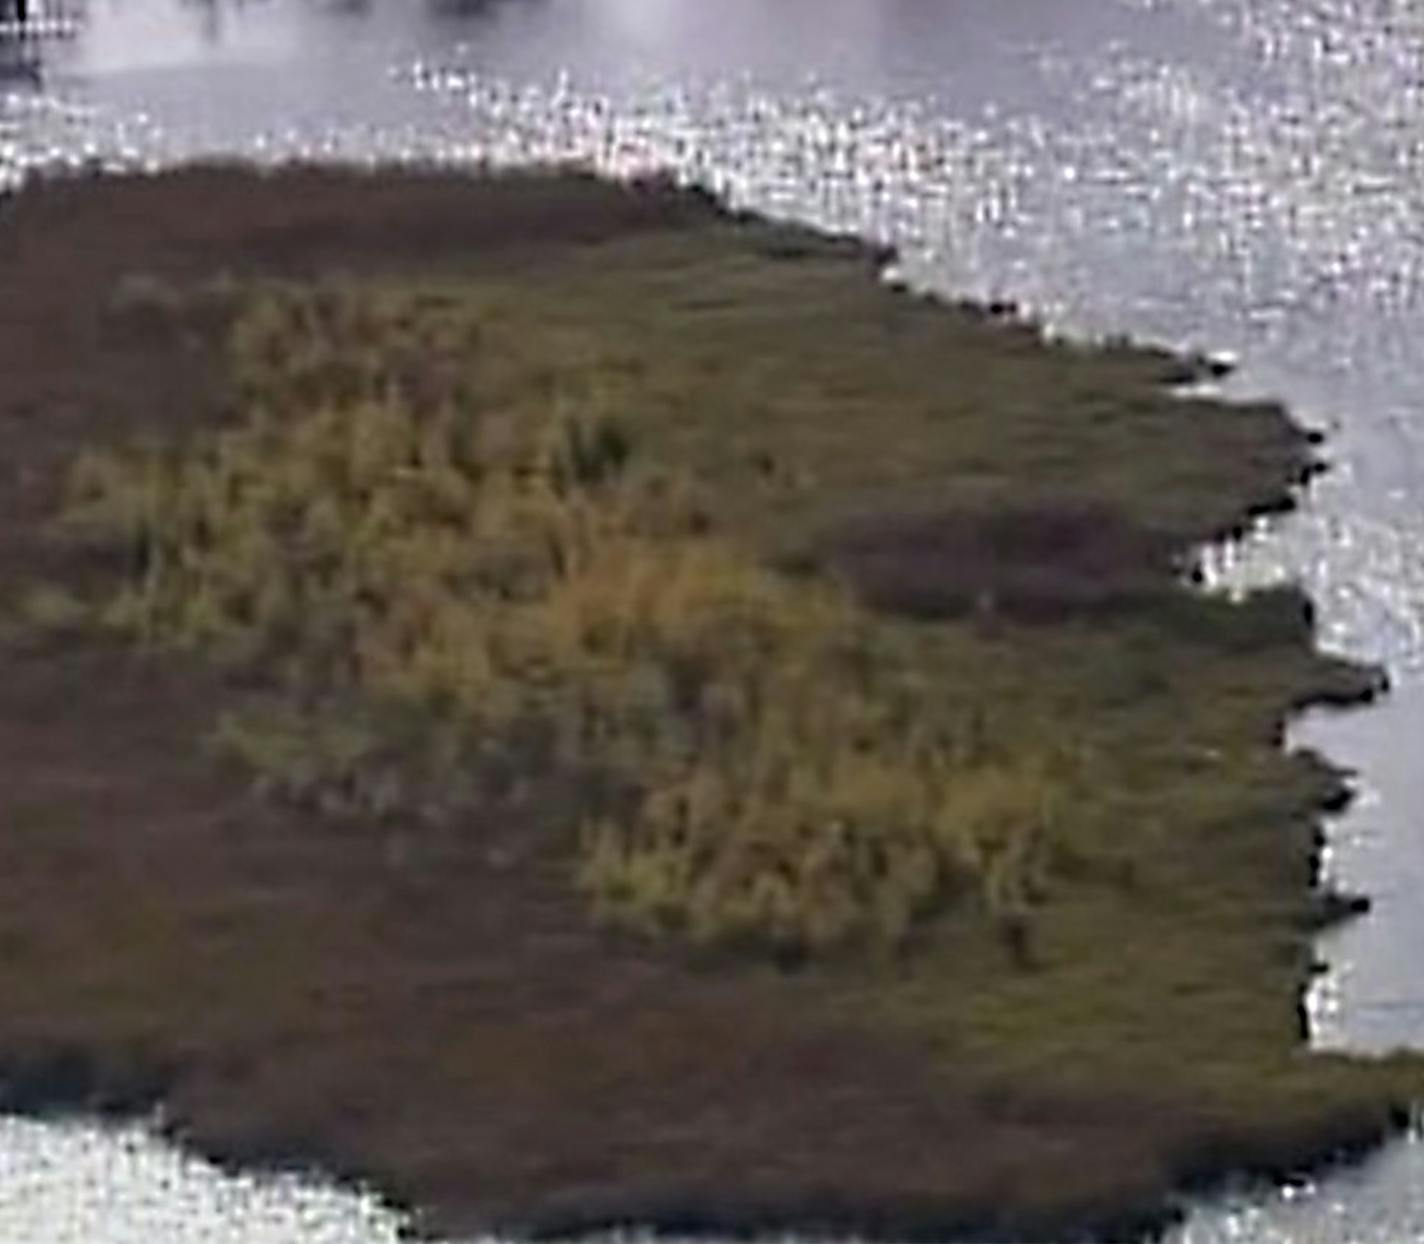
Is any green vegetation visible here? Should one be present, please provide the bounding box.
[0,166,1419,1242]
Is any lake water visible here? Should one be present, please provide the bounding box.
[6,0,1424,1239]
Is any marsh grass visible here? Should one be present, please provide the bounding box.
[58,282,1077,953]
[6,167,1421,1241]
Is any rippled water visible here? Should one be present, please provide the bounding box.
[5,0,1424,1239]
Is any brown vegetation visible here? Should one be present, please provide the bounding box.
[813,501,1174,622]
[0,165,1415,1242]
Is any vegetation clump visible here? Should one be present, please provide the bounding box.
[58,282,1068,953]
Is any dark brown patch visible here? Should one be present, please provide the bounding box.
[816,502,1173,622]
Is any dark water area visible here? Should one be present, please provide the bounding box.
[5,0,1424,1240]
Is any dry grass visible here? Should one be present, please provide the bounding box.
[57,281,1074,953]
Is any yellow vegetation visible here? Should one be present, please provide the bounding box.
[56,281,1065,952]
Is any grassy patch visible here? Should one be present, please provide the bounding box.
[58,280,1077,955]
[0,165,1418,1241]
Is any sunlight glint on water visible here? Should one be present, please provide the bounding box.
[0,1115,412,1243]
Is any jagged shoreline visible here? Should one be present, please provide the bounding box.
[0,163,1417,1243]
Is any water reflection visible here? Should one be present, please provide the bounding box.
[180,0,234,48]
[0,0,45,87]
